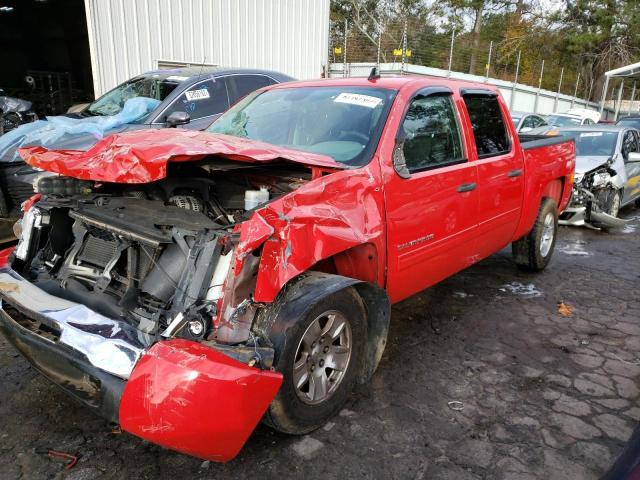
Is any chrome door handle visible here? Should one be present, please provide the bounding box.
[507,169,523,178]
[456,182,477,193]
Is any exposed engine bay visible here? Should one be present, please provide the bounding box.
[12,160,311,348]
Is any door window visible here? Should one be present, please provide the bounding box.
[533,115,547,127]
[521,116,536,129]
[161,78,230,121]
[400,94,464,173]
[463,95,511,158]
[622,130,638,160]
[228,75,276,104]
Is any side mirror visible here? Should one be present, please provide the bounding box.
[628,152,640,163]
[392,140,410,179]
[165,111,190,128]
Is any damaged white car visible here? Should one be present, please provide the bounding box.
[558,126,640,229]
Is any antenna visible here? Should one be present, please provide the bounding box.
[368,66,381,82]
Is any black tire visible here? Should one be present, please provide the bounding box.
[0,188,9,218]
[512,198,558,272]
[595,187,621,217]
[262,287,366,435]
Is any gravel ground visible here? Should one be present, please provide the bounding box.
[0,207,639,480]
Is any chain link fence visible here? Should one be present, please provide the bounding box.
[328,18,612,105]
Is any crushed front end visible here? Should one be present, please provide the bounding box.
[559,167,628,229]
[0,159,329,460]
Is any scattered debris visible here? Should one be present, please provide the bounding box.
[322,422,336,432]
[557,302,574,317]
[453,291,473,298]
[579,339,590,346]
[200,460,210,470]
[447,401,464,411]
[110,426,122,435]
[34,448,78,470]
[559,346,571,354]
[500,282,543,297]
[291,437,324,460]
[558,241,590,256]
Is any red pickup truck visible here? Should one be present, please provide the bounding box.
[0,75,575,462]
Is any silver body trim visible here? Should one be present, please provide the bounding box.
[0,269,146,379]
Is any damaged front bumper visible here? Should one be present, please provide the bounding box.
[0,265,283,462]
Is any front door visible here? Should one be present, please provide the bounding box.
[622,129,640,204]
[384,89,478,303]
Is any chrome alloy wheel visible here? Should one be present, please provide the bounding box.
[293,310,353,405]
[540,212,555,257]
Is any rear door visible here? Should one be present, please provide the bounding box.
[461,90,524,258]
[227,74,278,106]
[384,88,478,302]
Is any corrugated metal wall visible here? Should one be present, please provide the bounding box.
[84,0,329,96]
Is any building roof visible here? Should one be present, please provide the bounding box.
[605,62,640,80]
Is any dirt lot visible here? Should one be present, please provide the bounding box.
[0,208,638,480]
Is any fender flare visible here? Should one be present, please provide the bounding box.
[253,271,390,384]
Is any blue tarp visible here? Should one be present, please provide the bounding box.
[0,97,161,162]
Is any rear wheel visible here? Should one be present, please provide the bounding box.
[512,198,558,271]
[262,287,366,434]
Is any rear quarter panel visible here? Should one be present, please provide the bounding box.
[513,138,576,240]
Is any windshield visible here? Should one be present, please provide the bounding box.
[546,115,582,127]
[564,130,618,156]
[208,86,396,166]
[87,76,179,117]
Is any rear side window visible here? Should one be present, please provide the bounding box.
[228,75,276,104]
[161,78,230,121]
[463,95,510,158]
[400,94,464,172]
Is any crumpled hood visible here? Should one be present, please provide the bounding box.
[575,155,611,175]
[18,129,342,184]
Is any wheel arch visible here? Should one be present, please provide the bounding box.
[253,271,390,385]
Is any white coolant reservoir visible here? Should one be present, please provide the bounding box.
[244,186,270,210]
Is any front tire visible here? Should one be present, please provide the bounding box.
[512,198,558,272]
[262,287,366,435]
[596,187,621,217]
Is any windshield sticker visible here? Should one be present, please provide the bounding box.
[185,88,210,101]
[580,132,604,137]
[334,92,382,109]
[167,75,189,82]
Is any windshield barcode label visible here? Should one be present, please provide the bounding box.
[185,89,210,101]
[334,92,382,109]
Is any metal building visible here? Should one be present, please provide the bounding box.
[83,0,330,96]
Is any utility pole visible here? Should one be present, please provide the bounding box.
[400,19,407,74]
[447,30,455,77]
[554,67,564,112]
[615,81,625,121]
[629,81,636,117]
[343,19,348,78]
[534,60,544,113]
[376,29,382,67]
[509,50,521,111]
[485,41,493,82]
[570,72,580,109]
